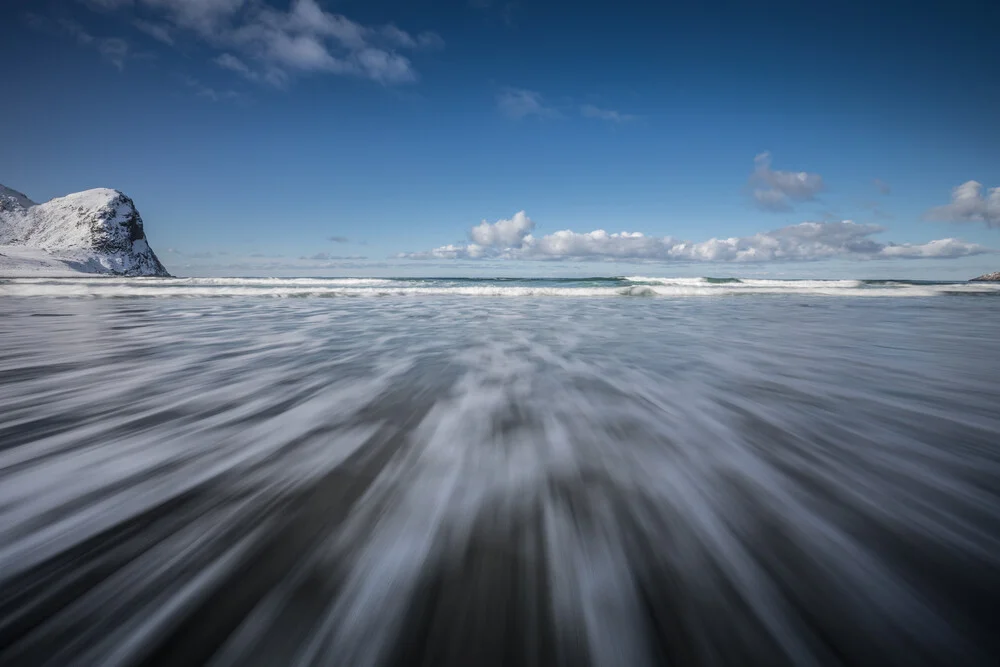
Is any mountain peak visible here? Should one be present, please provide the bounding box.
[0,184,37,213]
[0,184,170,277]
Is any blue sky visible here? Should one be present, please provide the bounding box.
[2,0,998,278]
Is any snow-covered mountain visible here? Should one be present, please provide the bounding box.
[0,184,170,277]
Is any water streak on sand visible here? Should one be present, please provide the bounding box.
[0,293,998,666]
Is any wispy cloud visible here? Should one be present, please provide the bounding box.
[380,25,445,51]
[469,0,519,26]
[925,181,999,228]
[328,236,350,243]
[98,38,130,70]
[81,0,134,10]
[214,53,259,81]
[178,75,242,102]
[23,12,47,30]
[133,19,174,45]
[166,248,214,259]
[301,252,368,261]
[874,178,891,195]
[855,201,894,221]
[79,0,443,87]
[749,152,825,212]
[59,19,95,45]
[580,104,635,123]
[497,88,558,119]
[27,14,142,71]
[400,212,990,262]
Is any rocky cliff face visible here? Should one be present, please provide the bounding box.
[971,272,1000,282]
[0,185,169,276]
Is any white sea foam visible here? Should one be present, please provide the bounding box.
[1,276,998,298]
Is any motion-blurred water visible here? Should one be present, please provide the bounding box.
[1,279,999,666]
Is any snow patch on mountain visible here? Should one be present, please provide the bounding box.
[0,185,36,213]
[0,185,170,277]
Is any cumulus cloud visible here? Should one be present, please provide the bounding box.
[469,211,535,246]
[400,214,989,262]
[752,188,792,212]
[925,181,999,228]
[497,88,558,119]
[750,152,824,212]
[581,104,634,123]
[80,0,441,86]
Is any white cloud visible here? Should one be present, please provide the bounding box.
[497,88,558,119]
[179,75,242,102]
[79,0,440,86]
[752,188,791,212]
[29,14,142,70]
[133,19,174,45]
[353,48,416,84]
[380,25,445,51]
[300,252,367,261]
[925,181,999,228]
[214,53,256,80]
[226,0,426,84]
[581,104,634,123]
[138,0,245,35]
[23,12,46,30]
[281,0,366,48]
[879,238,986,258]
[98,38,130,70]
[59,19,95,45]
[750,152,824,211]
[262,32,342,71]
[400,215,990,262]
[82,0,135,10]
[469,211,535,246]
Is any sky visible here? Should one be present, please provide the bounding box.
[1,0,998,278]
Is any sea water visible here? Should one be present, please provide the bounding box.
[0,276,998,666]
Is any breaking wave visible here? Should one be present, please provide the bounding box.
[1,275,998,298]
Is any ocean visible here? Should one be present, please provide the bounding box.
[1,275,998,666]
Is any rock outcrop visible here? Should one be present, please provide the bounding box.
[970,272,1000,282]
[0,185,169,276]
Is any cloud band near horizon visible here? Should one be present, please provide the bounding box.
[399,212,991,263]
